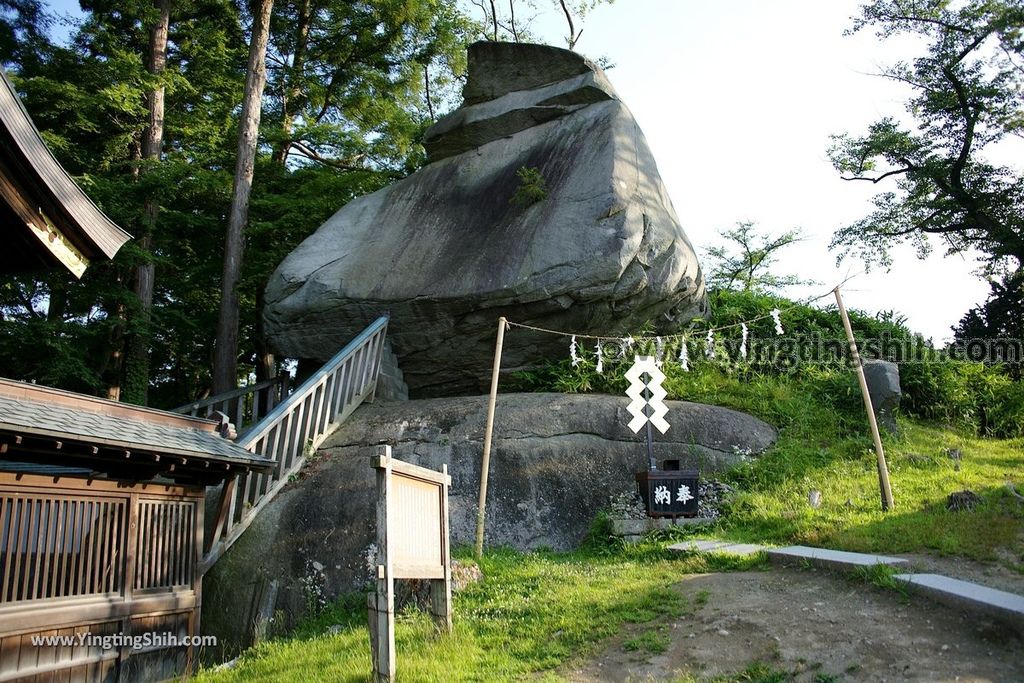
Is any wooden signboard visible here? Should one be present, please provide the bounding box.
[368,446,451,683]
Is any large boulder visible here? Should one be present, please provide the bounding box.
[263,42,706,397]
[202,393,775,651]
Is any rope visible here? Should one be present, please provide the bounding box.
[504,284,844,342]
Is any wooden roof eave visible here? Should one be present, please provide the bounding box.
[0,430,267,487]
[0,69,131,264]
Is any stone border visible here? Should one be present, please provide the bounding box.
[610,517,715,544]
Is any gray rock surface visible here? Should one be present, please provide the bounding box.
[862,359,901,433]
[202,392,774,650]
[263,42,706,397]
[461,41,596,105]
[375,340,408,401]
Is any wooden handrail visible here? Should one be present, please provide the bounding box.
[171,375,290,438]
[172,378,283,415]
[201,315,390,572]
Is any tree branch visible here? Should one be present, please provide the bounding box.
[840,167,912,184]
[874,6,972,35]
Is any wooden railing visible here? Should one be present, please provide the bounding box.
[201,316,389,571]
[172,375,290,437]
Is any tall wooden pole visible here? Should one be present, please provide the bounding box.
[834,287,895,511]
[475,317,507,559]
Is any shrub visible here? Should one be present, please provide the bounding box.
[510,289,1022,437]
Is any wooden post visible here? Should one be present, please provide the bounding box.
[834,287,895,511]
[429,463,453,634]
[369,446,395,682]
[475,317,507,559]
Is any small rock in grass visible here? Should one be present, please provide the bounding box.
[946,490,982,512]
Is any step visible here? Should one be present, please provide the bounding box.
[668,539,768,557]
[893,573,1024,631]
[767,545,909,571]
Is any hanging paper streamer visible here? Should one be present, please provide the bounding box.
[617,335,635,361]
[595,340,603,374]
[570,335,580,367]
[655,336,664,366]
[740,323,749,359]
[770,308,784,335]
[678,337,690,371]
[705,330,716,359]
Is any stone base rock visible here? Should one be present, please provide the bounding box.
[201,392,775,652]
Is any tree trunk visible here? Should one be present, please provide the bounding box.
[254,284,276,414]
[213,0,274,394]
[270,0,311,165]
[122,0,170,406]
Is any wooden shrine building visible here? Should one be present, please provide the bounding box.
[0,69,274,681]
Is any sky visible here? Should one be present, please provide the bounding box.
[501,0,1010,343]
[40,0,1013,342]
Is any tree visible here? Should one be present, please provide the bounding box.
[212,0,273,394]
[1,0,475,405]
[703,221,812,293]
[264,1,469,173]
[121,0,171,405]
[0,0,49,69]
[956,275,1023,338]
[555,0,613,50]
[829,0,1024,281]
[466,0,612,49]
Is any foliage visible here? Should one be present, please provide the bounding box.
[265,0,473,170]
[0,0,473,407]
[510,165,548,206]
[509,289,1024,438]
[900,358,1024,437]
[952,272,1023,379]
[702,221,813,294]
[829,0,1024,280]
[622,627,670,654]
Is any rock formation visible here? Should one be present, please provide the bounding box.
[862,359,901,434]
[263,42,706,396]
[202,393,775,650]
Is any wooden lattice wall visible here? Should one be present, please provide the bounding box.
[0,473,204,682]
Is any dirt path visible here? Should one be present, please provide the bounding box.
[563,567,1024,682]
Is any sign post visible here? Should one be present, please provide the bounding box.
[368,446,452,682]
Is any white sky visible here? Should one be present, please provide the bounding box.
[42,0,1007,342]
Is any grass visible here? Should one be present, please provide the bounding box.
[623,627,671,654]
[722,420,1024,563]
[195,547,765,682]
